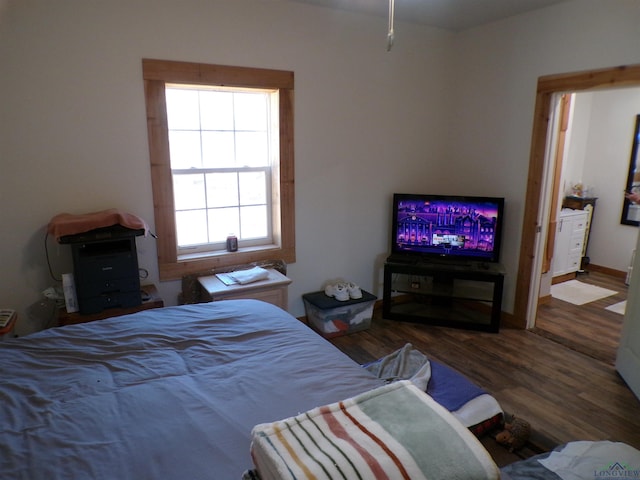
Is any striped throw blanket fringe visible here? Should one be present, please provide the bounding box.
[250,380,499,480]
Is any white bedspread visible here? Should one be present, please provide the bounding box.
[0,300,385,480]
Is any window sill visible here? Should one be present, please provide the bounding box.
[178,244,282,262]
[159,244,295,281]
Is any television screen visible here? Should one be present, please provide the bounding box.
[391,193,504,264]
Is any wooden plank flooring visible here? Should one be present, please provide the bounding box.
[329,276,640,453]
[534,270,626,365]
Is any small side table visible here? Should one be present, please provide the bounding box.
[198,268,291,311]
[58,284,164,326]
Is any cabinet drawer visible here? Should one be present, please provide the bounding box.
[216,286,287,310]
[570,229,585,242]
[198,269,292,311]
[568,244,583,256]
[567,254,582,271]
[79,290,142,314]
[81,276,140,297]
[572,219,587,231]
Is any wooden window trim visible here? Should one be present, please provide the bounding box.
[142,59,295,280]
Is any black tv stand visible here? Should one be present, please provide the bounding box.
[382,259,505,332]
[419,259,472,268]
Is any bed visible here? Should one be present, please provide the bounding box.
[1,299,504,479]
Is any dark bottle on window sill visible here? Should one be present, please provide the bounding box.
[226,235,238,252]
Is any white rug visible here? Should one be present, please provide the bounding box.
[605,300,626,315]
[550,280,617,305]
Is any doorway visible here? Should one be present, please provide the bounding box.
[528,87,635,362]
[513,64,640,329]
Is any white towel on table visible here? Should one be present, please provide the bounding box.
[228,267,270,284]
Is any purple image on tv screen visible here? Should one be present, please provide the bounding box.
[391,194,504,262]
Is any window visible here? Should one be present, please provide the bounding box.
[143,59,295,280]
[166,85,275,250]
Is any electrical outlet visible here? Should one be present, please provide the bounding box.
[411,281,420,289]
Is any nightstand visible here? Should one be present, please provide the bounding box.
[198,268,291,311]
[57,284,164,326]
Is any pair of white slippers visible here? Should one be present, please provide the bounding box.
[324,282,362,301]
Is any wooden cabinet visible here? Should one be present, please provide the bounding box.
[58,284,164,326]
[561,196,597,211]
[553,209,589,277]
[198,268,291,311]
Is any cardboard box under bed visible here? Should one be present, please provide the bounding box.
[302,290,376,338]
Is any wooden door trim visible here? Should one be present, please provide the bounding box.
[514,64,640,328]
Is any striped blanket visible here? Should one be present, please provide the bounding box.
[250,381,499,480]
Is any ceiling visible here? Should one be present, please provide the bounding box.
[288,0,572,31]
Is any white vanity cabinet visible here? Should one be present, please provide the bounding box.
[553,209,589,277]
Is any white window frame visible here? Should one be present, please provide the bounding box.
[165,83,277,253]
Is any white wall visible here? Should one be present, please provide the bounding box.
[449,0,640,312]
[0,0,453,331]
[2,0,640,333]
[563,92,593,193]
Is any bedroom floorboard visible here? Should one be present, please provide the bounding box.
[534,269,626,365]
[329,298,640,454]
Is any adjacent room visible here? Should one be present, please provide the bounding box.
[2,0,640,478]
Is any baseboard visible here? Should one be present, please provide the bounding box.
[552,264,627,283]
[500,311,519,329]
[537,294,552,305]
[586,264,626,279]
[551,272,576,285]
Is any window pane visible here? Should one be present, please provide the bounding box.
[234,93,268,131]
[240,205,268,239]
[202,131,235,167]
[173,174,206,211]
[206,172,238,208]
[235,132,269,167]
[165,88,200,130]
[239,171,266,206]
[168,130,202,169]
[163,82,277,253]
[176,209,208,246]
[208,207,240,242]
[200,90,234,131]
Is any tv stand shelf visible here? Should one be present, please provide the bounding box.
[382,260,505,332]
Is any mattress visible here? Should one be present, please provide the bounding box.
[427,358,503,434]
[0,299,506,479]
[0,300,384,480]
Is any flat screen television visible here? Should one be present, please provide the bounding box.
[390,193,504,264]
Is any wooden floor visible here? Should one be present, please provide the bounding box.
[329,275,640,453]
[534,269,627,365]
